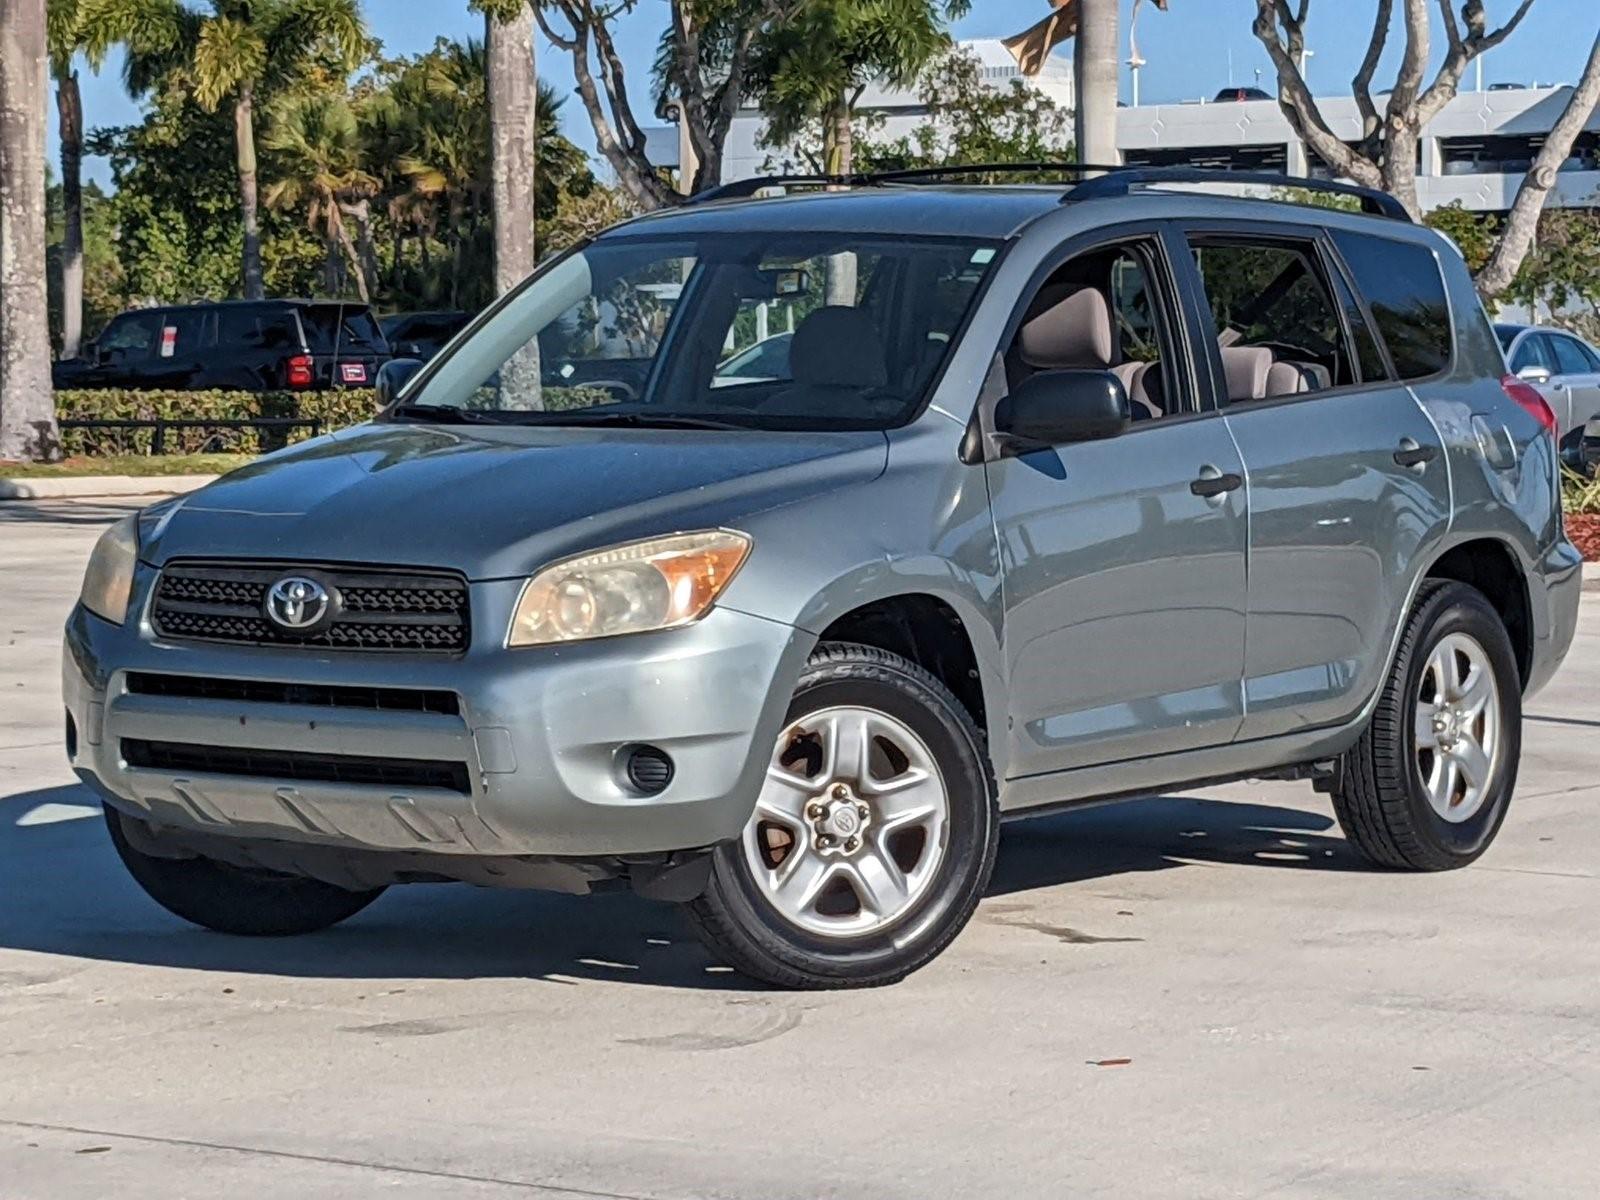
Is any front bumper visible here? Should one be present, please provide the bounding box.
[65,566,811,859]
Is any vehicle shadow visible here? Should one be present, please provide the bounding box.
[0,781,1361,990]
[0,500,143,528]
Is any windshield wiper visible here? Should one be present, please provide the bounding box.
[388,403,508,425]
[508,410,753,432]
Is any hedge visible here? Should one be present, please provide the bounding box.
[55,389,378,457]
[54,384,617,457]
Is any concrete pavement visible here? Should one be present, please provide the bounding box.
[2,500,1597,1199]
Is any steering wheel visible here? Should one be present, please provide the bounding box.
[577,379,639,403]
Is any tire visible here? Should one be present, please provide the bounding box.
[105,805,384,936]
[1331,580,1522,871]
[685,643,999,989]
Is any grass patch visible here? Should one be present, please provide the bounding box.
[0,453,252,479]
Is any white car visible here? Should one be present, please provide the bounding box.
[1496,323,1600,458]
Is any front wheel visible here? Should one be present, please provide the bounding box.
[1332,580,1522,871]
[684,643,999,989]
[105,806,385,936]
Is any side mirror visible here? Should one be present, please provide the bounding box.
[1518,364,1553,385]
[376,357,425,407]
[994,369,1131,449]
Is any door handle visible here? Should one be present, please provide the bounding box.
[1190,466,1243,498]
[1393,438,1438,468]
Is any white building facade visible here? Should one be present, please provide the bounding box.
[1119,85,1600,213]
[649,42,1598,216]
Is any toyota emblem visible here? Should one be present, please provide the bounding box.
[265,576,332,631]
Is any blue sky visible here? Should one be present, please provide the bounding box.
[55,0,1600,190]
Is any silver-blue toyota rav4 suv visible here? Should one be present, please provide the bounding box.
[65,167,1583,988]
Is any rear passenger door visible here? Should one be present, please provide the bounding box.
[1179,225,1452,741]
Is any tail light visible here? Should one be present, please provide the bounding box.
[1503,374,1557,437]
[286,354,314,388]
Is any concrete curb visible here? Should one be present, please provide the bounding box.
[1585,562,1600,592]
[0,475,216,501]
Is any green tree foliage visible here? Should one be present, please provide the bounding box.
[88,0,370,299]
[263,92,381,301]
[1423,201,1496,275]
[856,45,1070,172]
[745,0,969,175]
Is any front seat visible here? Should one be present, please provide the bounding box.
[1017,287,1162,419]
[765,306,889,414]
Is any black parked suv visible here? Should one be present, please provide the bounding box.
[54,300,391,392]
[380,310,472,362]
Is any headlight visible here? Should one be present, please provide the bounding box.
[508,530,751,647]
[80,514,140,625]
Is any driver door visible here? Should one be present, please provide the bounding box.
[987,228,1249,778]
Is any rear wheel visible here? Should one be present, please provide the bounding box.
[1332,581,1522,871]
[105,806,384,936]
[685,643,998,989]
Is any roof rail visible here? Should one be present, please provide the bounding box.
[683,174,861,205]
[866,161,1123,184]
[683,163,1411,222]
[1065,167,1411,221]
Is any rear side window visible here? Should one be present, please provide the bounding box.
[303,306,386,353]
[1189,237,1357,401]
[1332,232,1452,379]
[1550,335,1597,375]
[161,310,211,357]
[218,308,300,351]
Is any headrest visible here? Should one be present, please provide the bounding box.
[788,306,889,389]
[1220,346,1273,402]
[1019,288,1115,370]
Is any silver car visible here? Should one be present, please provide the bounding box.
[1496,322,1600,458]
[66,170,1583,988]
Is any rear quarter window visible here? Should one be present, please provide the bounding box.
[304,307,386,353]
[1332,232,1453,379]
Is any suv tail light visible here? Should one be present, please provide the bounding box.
[1503,374,1557,436]
[286,354,314,388]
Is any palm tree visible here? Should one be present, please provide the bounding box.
[46,0,92,360]
[478,0,537,296]
[263,93,379,301]
[91,0,367,300]
[396,41,492,309]
[1,0,59,462]
[1074,0,1119,167]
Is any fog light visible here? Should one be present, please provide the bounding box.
[625,746,674,795]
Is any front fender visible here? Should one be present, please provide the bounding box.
[719,419,1009,768]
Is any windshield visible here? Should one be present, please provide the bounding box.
[392,232,1000,430]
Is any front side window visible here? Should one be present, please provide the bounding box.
[1004,240,1182,422]
[1190,238,1354,402]
[396,232,1000,431]
[100,312,162,359]
[1332,232,1453,379]
[1510,334,1554,375]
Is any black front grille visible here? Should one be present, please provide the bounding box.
[152,561,470,654]
[122,738,472,795]
[125,673,460,716]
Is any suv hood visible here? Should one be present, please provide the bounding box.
[139,422,888,580]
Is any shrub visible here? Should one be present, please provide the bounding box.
[55,389,379,456]
[1562,465,1600,516]
[54,384,622,458]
